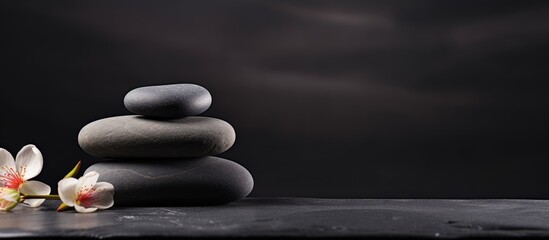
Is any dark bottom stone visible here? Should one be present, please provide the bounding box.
[84,156,254,206]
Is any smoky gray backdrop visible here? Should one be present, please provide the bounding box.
[2,0,549,198]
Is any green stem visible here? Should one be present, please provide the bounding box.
[21,194,61,200]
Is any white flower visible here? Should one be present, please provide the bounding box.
[0,187,20,211]
[0,144,51,207]
[58,171,114,213]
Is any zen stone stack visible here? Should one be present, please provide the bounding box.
[78,83,253,206]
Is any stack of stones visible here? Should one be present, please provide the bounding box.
[78,83,253,206]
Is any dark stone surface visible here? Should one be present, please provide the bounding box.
[2,198,549,239]
[85,157,253,206]
[124,83,212,118]
[78,115,236,158]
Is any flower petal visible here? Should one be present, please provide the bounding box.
[74,204,97,213]
[0,148,16,178]
[76,171,99,194]
[0,187,20,202]
[90,182,114,209]
[0,198,18,211]
[15,145,43,180]
[19,180,51,207]
[0,188,20,211]
[58,178,78,207]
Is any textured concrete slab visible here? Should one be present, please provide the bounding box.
[1,198,549,238]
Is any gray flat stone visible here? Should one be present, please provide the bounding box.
[3,198,549,238]
[85,156,253,206]
[124,83,212,118]
[78,115,236,158]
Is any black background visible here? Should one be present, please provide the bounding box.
[1,0,549,198]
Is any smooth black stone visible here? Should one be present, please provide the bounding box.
[78,115,235,159]
[84,157,253,206]
[124,83,212,118]
[3,198,549,238]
